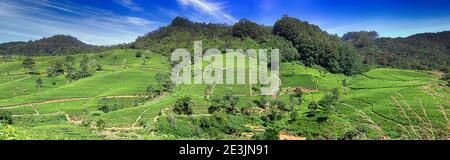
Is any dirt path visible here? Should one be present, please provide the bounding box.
[132,107,154,128]
[279,131,307,140]
[131,94,170,128]
[103,127,144,130]
[12,112,60,117]
[151,107,170,124]
[0,95,144,110]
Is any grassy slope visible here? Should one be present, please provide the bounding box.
[0,50,448,139]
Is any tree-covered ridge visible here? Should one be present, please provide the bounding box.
[272,16,363,75]
[0,35,96,56]
[343,31,450,70]
[133,16,363,75]
[1,16,449,75]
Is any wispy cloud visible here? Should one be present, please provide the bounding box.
[177,0,237,24]
[0,0,160,45]
[115,0,141,11]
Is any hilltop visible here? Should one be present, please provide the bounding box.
[1,16,449,72]
[133,16,363,76]
[0,35,95,56]
[134,16,450,74]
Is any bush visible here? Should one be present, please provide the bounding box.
[307,102,318,117]
[252,127,279,140]
[96,119,106,129]
[97,98,123,113]
[318,88,339,107]
[174,97,193,115]
[208,91,240,114]
[253,96,270,109]
[267,109,283,121]
[441,73,450,87]
[89,111,103,117]
[0,124,34,140]
[271,100,289,111]
[135,51,143,58]
[0,110,13,125]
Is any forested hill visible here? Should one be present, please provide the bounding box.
[1,16,448,73]
[133,16,364,76]
[0,35,95,56]
[343,31,450,71]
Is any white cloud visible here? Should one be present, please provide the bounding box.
[0,0,161,45]
[115,0,142,11]
[125,17,153,26]
[177,0,237,24]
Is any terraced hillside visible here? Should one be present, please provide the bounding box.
[0,50,448,140]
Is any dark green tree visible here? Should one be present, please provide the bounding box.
[78,55,95,78]
[307,101,319,117]
[35,77,44,92]
[273,16,362,75]
[96,119,106,130]
[47,61,64,77]
[253,96,270,109]
[64,55,77,83]
[0,110,13,125]
[208,91,239,114]
[271,100,289,111]
[135,51,142,58]
[232,19,267,40]
[342,31,379,48]
[22,56,36,74]
[289,91,303,110]
[174,96,193,115]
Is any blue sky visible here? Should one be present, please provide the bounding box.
[1,0,450,45]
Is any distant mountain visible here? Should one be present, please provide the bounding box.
[408,31,450,48]
[0,35,95,56]
[343,31,450,70]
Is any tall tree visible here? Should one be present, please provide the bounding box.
[35,77,44,92]
[64,55,76,83]
[79,55,95,78]
[22,56,36,74]
[47,61,64,77]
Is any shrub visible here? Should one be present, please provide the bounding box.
[0,110,13,125]
[135,51,142,58]
[208,91,240,114]
[252,127,279,140]
[89,111,103,117]
[97,99,123,113]
[307,102,319,117]
[271,100,289,111]
[96,119,106,129]
[267,109,283,121]
[173,97,193,115]
[253,96,270,109]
